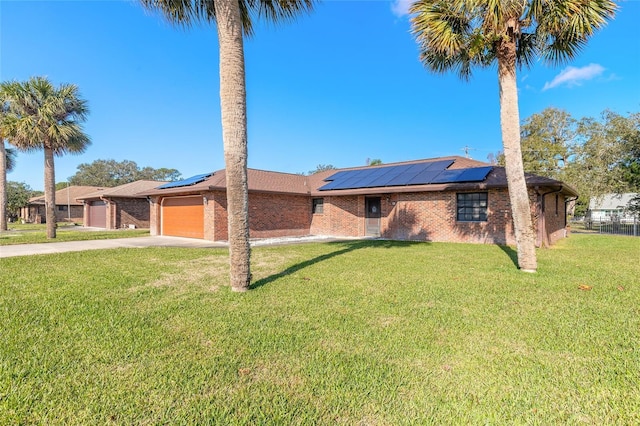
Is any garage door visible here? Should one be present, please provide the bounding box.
[88,201,107,228]
[162,196,204,239]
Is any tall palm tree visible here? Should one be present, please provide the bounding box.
[0,92,17,231]
[1,77,90,238]
[0,145,18,231]
[410,0,616,272]
[140,0,315,292]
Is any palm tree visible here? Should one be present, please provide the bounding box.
[0,145,18,231]
[140,0,315,292]
[410,0,616,272]
[0,92,17,231]
[1,77,90,238]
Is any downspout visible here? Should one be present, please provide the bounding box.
[538,186,564,248]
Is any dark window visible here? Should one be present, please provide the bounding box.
[312,198,324,214]
[57,205,68,212]
[457,192,488,222]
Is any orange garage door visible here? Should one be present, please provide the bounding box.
[162,196,204,239]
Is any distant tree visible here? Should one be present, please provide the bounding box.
[137,166,182,182]
[487,152,501,165]
[6,181,33,222]
[68,159,181,186]
[564,111,637,208]
[519,108,576,179]
[411,0,616,272]
[1,76,90,238]
[615,112,640,191]
[367,158,383,166]
[308,164,336,175]
[627,195,640,216]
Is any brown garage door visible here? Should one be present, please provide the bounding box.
[162,196,204,239]
[88,201,107,228]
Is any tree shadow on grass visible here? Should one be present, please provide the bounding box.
[497,244,519,268]
[250,239,429,290]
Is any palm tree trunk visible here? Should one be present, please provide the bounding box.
[0,142,7,231]
[497,42,537,272]
[215,0,251,291]
[44,146,57,239]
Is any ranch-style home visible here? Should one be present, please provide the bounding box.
[20,185,105,224]
[140,156,577,248]
[76,180,168,229]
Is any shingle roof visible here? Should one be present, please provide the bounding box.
[28,186,106,206]
[141,168,309,196]
[137,156,577,198]
[77,180,169,200]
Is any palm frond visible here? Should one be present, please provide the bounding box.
[533,0,617,66]
[140,0,316,37]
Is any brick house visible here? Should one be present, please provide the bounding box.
[77,180,167,229]
[20,185,104,224]
[141,156,577,248]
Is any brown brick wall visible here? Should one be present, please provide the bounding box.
[310,195,362,236]
[149,198,161,236]
[149,187,568,246]
[540,192,568,247]
[112,198,151,229]
[201,191,311,241]
[310,189,550,246]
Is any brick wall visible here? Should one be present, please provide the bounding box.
[112,198,151,229]
[149,187,568,246]
[310,195,361,236]
[310,189,550,246]
[540,192,568,247]
[202,191,311,241]
[149,198,161,236]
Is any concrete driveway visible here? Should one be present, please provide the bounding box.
[0,234,349,258]
[0,236,225,258]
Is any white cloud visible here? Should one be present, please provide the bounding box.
[542,63,605,91]
[391,0,414,18]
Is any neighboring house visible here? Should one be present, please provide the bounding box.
[141,156,577,248]
[76,180,168,229]
[586,193,638,224]
[20,186,105,224]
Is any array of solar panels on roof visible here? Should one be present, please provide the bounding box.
[156,173,213,189]
[318,161,492,191]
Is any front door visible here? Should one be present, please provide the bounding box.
[365,197,381,237]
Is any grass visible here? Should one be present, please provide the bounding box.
[1,234,638,424]
[0,226,149,245]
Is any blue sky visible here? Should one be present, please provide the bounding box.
[2,0,638,191]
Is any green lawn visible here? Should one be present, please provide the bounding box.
[1,234,638,424]
[0,226,149,245]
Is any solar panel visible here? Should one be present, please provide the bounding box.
[317,161,490,191]
[157,172,213,189]
[459,166,493,182]
[406,170,441,185]
[424,159,455,171]
[430,169,464,184]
